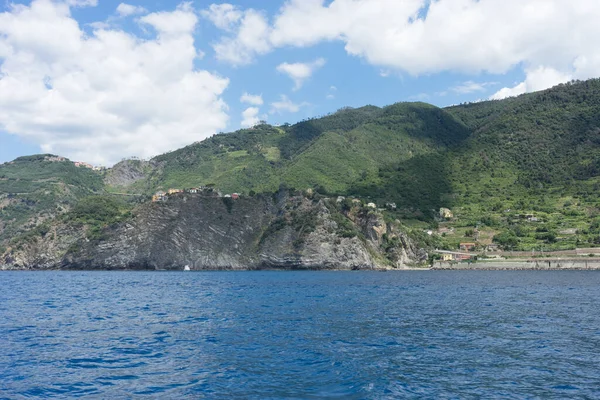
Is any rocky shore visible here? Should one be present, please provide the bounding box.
[1,193,426,271]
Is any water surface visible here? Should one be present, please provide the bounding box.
[1,271,599,398]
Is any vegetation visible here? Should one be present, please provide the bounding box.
[6,79,600,252]
[0,155,104,242]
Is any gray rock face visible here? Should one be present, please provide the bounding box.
[2,194,425,270]
[103,159,153,187]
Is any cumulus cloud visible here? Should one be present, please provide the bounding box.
[202,4,270,65]
[240,92,263,106]
[201,3,242,31]
[276,58,326,90]
[0,0,229,166]
[241,107,261,128]
[270,95,307,114]
[116,3,147,17]
[205,0,600,95]
[491,67,572,99]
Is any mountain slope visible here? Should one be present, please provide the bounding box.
[106,102,470,202]
[5,79,600,255]
[0,155,104,243]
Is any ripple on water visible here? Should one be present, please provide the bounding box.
[1,271,600,398]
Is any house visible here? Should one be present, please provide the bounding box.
[367,203,377,209]
[337,196,346,203]
[224,194,232,198]
[436,250,473,262]
[232,193,240,200]
[441,253,454,262]
[152,191,166,202]
[168,188,183,195]
[386,202,397,210]
[486,243,500,252]
[74,161,93,169]
[439,207,453,219]
[460,242,477,252]
[188,188,199,194]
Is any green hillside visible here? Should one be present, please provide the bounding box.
[5,79,600,252]
[440,79,600,251]
[0,155,104,242]
[113,102,470,198]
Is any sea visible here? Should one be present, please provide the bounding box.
[1,270,599,399]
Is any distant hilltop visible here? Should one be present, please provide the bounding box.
[38,154,106,171]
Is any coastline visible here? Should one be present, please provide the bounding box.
[4,262,600,271]
[432,258,600,270]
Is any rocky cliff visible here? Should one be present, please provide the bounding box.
[1,192,426,270]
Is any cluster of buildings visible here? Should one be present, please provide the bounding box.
[152,187,240,202]
[436,242,500,262]
[73,161,105,171]
[335,196,387,210]
[42,156,104,171]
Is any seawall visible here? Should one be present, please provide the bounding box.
[433,259,600,270]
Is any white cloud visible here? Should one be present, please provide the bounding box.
[203,4,271,65]
[139,3,197,37]
[241,107,261,128]
[326,85,337,99]
[491,67,572,100]
[270,95,307,114]
[88,21,110,30]
[116,3,147,17]
[206,0,600,95]
[201,4,242,31]
[240,92,263,106]
[276,58,326,90]
[67,0,97,6]
[452,81,498,95]
[0,0,229,166]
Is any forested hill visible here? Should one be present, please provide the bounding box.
[4,78,600,252]
[0,155,104,244]
[106,101,471,215]
[446,78,600,186]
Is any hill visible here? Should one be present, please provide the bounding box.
[0,155,104,245]
[4,78,600,255]
[106,102,470,214]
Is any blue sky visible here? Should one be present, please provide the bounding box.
[0,0,596,165]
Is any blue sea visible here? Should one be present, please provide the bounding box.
[1,271,600,399]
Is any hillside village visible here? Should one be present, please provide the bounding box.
[142,182,600,264]
[151,186,241,202]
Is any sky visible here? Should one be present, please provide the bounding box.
[1,0,599,166]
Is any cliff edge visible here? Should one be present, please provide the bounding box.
[1,192,426,270]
